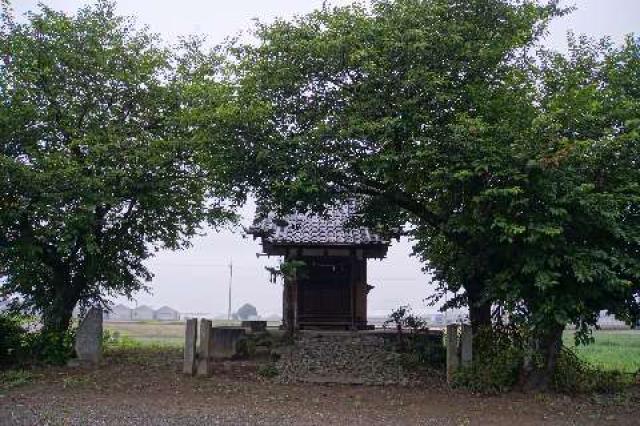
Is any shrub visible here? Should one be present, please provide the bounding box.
[256,363,279,378]
[0,313,30,368]
[28,328,76,365]
[552,348,628,394]
[452,340,524,394]
[384,306,445,370]
[452,325,531,394]
[452,327,630,395]
[384,305,427,333]
[236,337,257,358]
[399,334,446,370]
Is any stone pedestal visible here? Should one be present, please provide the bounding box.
[241,320,267,333]
[74,307,103,367]
[212,326,246,360]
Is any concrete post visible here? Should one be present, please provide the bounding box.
[460,324,473,367]
[183,318,197,375]
[197,319,213,377]
[446,324,459,384]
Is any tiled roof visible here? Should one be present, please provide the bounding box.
[249,202,388,246]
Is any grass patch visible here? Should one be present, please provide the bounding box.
[0,370,33,390]
[563,330,640,374]
[62,375,93,389]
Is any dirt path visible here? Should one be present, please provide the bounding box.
[1,348,638,425]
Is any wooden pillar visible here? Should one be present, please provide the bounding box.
[282,279,290,330]
[350,260,356,330]
[292,278,299,330]
[446,324,459,384]
[361,260,368,325]
[183,318,197,376]
[197,319,213,377]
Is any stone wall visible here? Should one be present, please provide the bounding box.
[275,331,443,386]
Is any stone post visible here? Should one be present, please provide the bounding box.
[446,324,459,384]
[460,324,473,367]
[197,319,213,377]
[183,318,198,375]
[74,307,103,367]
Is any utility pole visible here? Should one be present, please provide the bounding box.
[227,259,233,321]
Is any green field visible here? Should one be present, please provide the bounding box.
[104,321,185,347]
[563,330,640,374]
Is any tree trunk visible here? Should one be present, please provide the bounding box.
[42,275,80,337]
[469,298,492,334]
[42,293,77,336]
[464,278,492,332]
[518,322,565,391]
[466,291,492,362]
[465,280,492,361]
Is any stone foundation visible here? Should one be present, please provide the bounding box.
[275,330,443,386]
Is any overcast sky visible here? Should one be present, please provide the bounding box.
[11,0,640,317]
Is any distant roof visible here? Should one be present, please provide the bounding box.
[134,305,154,311]
[249,201,389,248]
[113,303,131,309]
[111,304,132,311]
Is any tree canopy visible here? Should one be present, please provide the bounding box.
[224,0,640,387]
[0,0,242,335]
[228,0,563,325]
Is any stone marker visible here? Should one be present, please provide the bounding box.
[460,324,473,367]
[197,319,213,377]
[446,324,459,384]
[183,318,198,375]
[74,307,103,366]
[241,320,267,333]
[212,326,246,360]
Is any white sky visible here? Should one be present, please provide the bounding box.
[11,0,640,317]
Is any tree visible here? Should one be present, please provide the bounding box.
[224,0,639,388]
[484,35,640,389]
[228,0,562,332]
[0,1,242,340]
[236,303,258,320]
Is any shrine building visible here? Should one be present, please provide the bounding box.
[249,202,391,330]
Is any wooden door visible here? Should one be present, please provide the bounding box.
[297,259,352,327]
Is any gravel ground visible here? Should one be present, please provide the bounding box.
[1,347,638,425]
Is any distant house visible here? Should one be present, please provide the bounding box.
[154,306,180,321]
[428,313,445,326]
[597,310,628,329]
[132,305,154,321]
[106,304,133,321]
